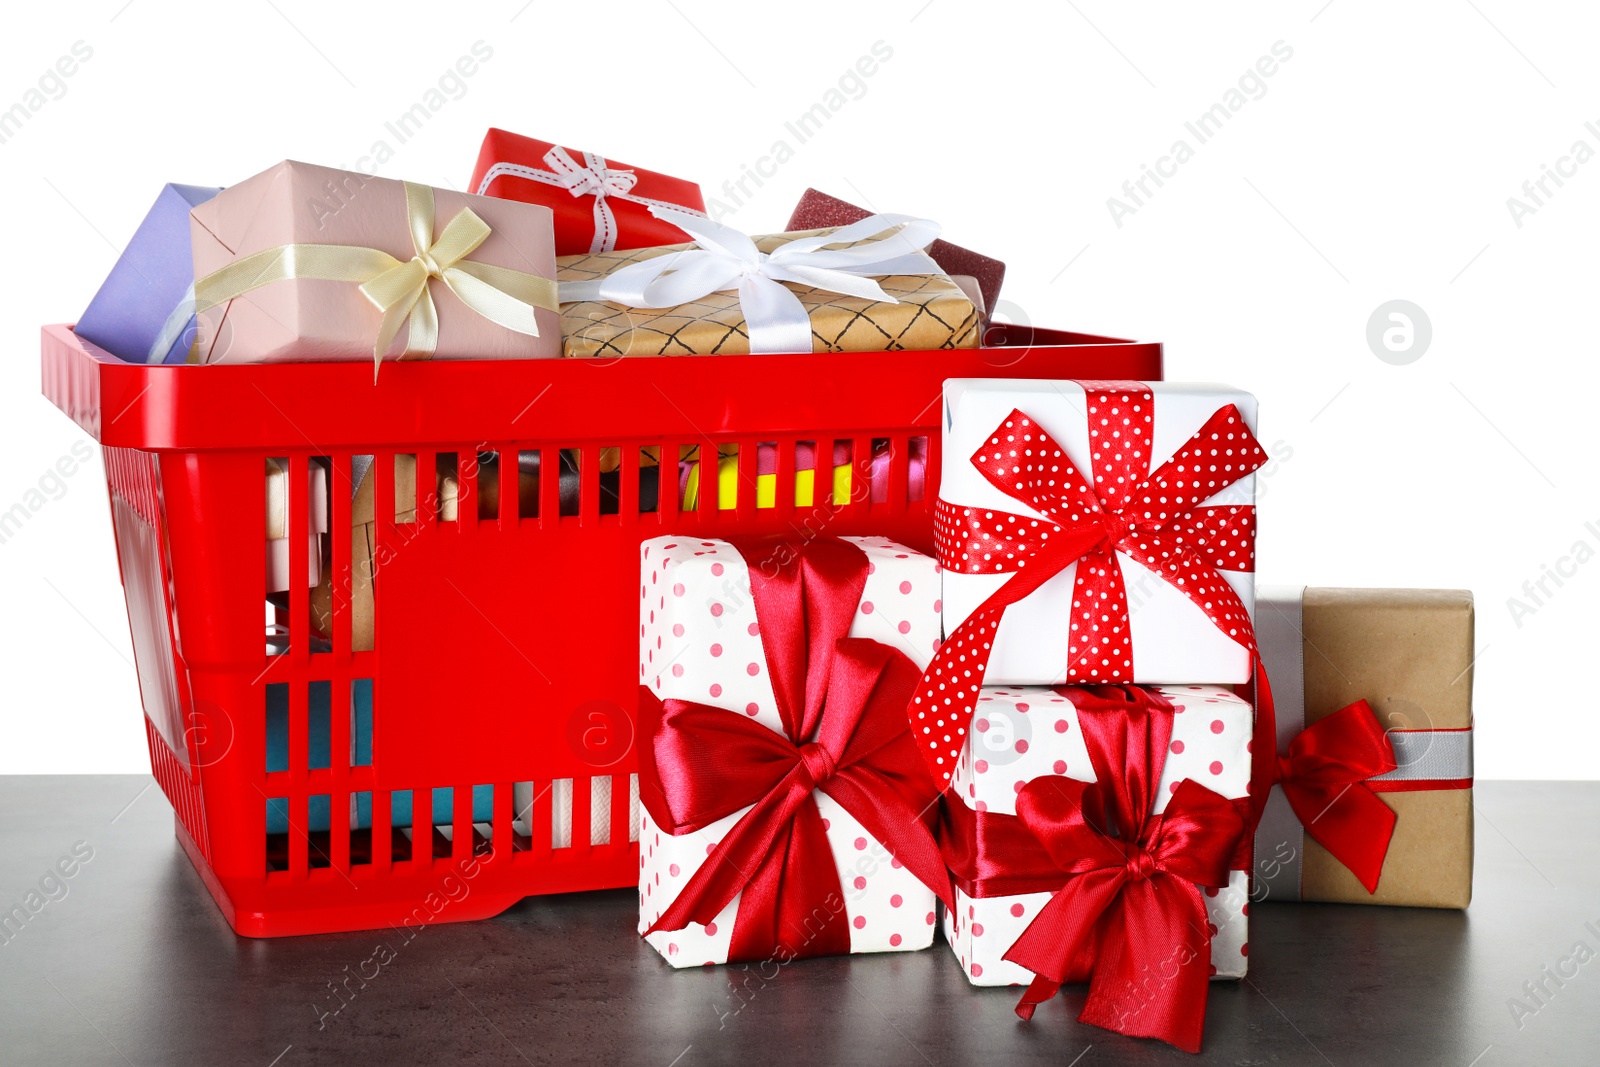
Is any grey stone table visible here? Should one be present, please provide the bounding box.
[1,777,1597,1066]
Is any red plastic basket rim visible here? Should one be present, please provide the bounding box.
[41,323,1163,454]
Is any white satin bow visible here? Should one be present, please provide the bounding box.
[559,205,944,354]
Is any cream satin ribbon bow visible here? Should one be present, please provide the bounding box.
[475,146,707,254]
[191,181,558,374]
[558,205,944,354]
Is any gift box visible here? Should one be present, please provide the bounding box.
[786,188,1006,321]
[75,183,220,364]
[637,535,951,967]
[189,161,560,365]
[1254,586,1474,908]
[265,458,328,593]
[919,379,1266,786]
[558,211,980,358]
[470,128,706,255]
[941,684,1254,1052]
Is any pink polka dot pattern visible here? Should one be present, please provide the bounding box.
[637,536,942,967]
[921,388,1266,784]
[942,683,1255,985]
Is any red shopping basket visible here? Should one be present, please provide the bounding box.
[41,322,1162,937]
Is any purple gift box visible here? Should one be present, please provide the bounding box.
[75,183,220,364]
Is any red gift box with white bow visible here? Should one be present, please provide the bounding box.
[470,128,706,255]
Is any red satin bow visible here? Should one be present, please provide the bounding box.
[913,384,1269,791]
[638,537,951,964]
[1275,699,1399,893]
[1000,690,1247,1053]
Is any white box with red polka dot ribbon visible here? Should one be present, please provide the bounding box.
[943,685,1253,985]
[940,379,1258,686]
[638,535,945,967]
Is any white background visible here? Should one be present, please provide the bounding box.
[1,1,1594,777]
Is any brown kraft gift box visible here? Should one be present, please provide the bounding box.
[1255,587,1474,908]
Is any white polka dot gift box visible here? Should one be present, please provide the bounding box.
[637,535,951,967]
[914,377,1268,789]
[939,684,1253,1050]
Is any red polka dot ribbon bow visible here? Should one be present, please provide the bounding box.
[638,537,953,965]
[1004,689,1249,1053]
[914,383,1268,787]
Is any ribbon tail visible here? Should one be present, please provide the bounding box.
[443,262,553,337]
[1006,872,1125,979]
[740,274,815,354]
[399,289,439,361]
[1077,877,1212,1054]
[591,195,616,255]
[723,796,853,962]
[368,289,422,373]
[646,762,819,936]
[1014,975,1063,1022]
[1005,874,1124,1021]
[911,532,1104,787]
[1290,782,1397,894]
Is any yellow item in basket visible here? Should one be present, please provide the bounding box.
[682,453,853,510]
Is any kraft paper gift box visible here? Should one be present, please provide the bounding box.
[786,187,1006,320]
[941,683,1255,1051]
[557,219,981,358]
[75,182,220,364]
[189,160,560,365]
[470,128,707,255]
[1253,586,1474,908]
[265,458,328,593]
[937,378,1263,689]
[637,535,949,967]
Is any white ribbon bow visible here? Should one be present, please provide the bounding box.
[475,145,706,254]
[559,205,944,355]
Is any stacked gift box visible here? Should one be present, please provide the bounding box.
[62,126,1474,1053]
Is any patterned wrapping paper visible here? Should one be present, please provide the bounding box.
[943,685,1253,985]
[559,227,980,358]
[638,535,945,967]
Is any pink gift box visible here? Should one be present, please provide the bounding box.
[190,160,560,364]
